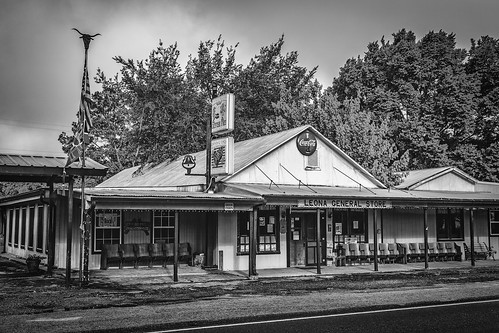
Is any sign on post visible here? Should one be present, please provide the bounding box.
[211,93,235,135]
[211,136,234,175]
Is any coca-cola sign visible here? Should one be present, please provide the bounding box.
[296,130,317,156]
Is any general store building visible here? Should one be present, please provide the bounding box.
[1,125,498,275]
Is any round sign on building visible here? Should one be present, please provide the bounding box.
[296,130,317,156]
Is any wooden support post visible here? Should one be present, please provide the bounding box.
[373,209,378,272]
[65,177,74,287]
[174,211,179,282]
[470,209,475,267]
[249,209,258,277]
[424,208,429,269]
[316,209,321,275]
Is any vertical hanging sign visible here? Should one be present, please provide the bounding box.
[211,136,234,175]
[211,93,235,135]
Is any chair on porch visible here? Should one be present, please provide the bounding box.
[358,243,370,264]
[178,243,193,266]
[408,243,421,262]
[164,243,175,265]
[445,242,457,261]
[436,242,448,261]
[427,243,439,261]
[100,244,121,270]
[135,243,152,268]
[120,244,137,268]
[150,242,167,268]
[378,243,389,264]
[387,243,400,263]
[346,243,360,265]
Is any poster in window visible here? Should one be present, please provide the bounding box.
[98,213,118,227]
[293,231,300,240]
[269,216,275,224]
[335,223,342,235]
[259,217,266,226]
[353,220,359,230]
[267,223,274,233]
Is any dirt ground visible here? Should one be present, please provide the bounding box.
[1,256,499,318]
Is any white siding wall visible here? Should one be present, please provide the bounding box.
[413,173,475,192]
[217,212,287,271]
[228,139,380,188]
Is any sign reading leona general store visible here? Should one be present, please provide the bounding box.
[298,198,392,209]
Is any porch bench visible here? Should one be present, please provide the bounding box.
[463,242,490,260]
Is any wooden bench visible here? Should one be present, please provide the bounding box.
[463,242,493,260]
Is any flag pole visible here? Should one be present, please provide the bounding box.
[73,29,99,286]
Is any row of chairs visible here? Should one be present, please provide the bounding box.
[100,242,192,269]
[338,242,462,266]
[463,242,496,260]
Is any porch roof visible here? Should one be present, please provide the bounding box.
[0,153,107,183]
[223,183,499,209]
[84,187,264,211]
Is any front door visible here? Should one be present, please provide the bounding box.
[289,210,326,267]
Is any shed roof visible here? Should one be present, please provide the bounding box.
[0,153,107,183]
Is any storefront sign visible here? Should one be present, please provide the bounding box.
[298,198,392,209]
[211,93,235,135]
[211,136,234,175]
[296,130,317,156]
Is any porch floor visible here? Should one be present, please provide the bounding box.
[2,253,497,285]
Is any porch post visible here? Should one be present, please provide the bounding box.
[373,209,378,272]
[173,211,179,282]
[316,209,321,275]
[65,177,74,287]
[470,209,475,267]
[424,208,429,269]
[249,208,258,277]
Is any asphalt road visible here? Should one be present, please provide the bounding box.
[169,299,499,333]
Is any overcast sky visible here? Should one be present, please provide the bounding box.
[1,0,498,155]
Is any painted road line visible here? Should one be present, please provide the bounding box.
[151,299,499,333]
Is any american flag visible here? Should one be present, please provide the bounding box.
[65,62,93,167]
[79,63,93,133]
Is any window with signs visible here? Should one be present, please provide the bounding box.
[94,210,121,252]
[490,210,499,236]
[237,212,250,254]
[258,209,279,253]
[333,209,367,244]
[236,209,280,255]
[153,210,175,243]
[436,208,464,240]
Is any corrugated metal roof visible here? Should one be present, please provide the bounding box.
[97,125,385,189]
[395,167,477,190]
[97,126,312,188]
[0,153,107,182]
[0,153,107,170]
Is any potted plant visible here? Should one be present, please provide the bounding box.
[26,254,46,273]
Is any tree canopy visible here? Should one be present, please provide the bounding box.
[53,30,499,191]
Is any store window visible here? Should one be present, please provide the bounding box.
[237,212,250,254]
[7,209,13,246]
[237,209,280,255]
[94,210,121,252]
[333,209,367,244]
[153,210,175,243]
[20,207,26,249]
[28,206,35,250]
[490,210,499,236]
[436,208,464,241]
[36,205,44,253]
